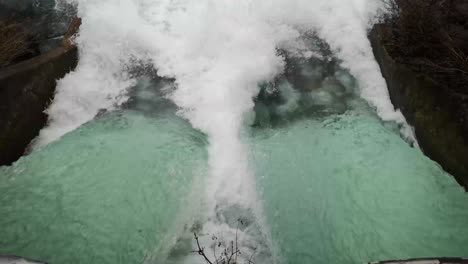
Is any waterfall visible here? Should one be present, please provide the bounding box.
[34,0,413,262]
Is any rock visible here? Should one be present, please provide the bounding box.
[370,24,468,190]
[0,18,80,166]
[0,0,76,54]
[62,17,81,49]
[0,0,32,15]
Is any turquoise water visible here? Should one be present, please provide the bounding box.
[2,86,468,264]
[1,74,468,263]
[253,108,468,264]
[0,108,208,264]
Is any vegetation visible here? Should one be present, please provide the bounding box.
[0,20,37,68]
[384,0,468,94]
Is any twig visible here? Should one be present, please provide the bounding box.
[192,219,247,264]
[192,233,214,264]
[247,248,257,264]
[235,220,240,264]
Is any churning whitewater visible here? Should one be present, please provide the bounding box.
[35,0,411,263]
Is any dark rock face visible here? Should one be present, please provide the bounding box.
[0,45,78,166]
[0,0,76,54]
[370,24,468,190]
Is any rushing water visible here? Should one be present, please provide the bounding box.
[2,71,468,264]
[2,0,468,264]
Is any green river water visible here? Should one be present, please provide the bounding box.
[1,73,468,264]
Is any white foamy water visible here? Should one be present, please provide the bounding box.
[36,0,413,262]
[39,0,413,146]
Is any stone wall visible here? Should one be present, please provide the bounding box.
[370,24,468,190]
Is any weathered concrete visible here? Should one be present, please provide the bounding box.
[370,24,468,190]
